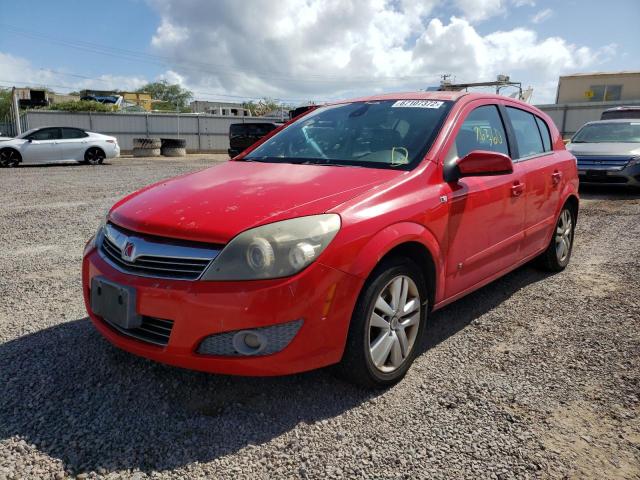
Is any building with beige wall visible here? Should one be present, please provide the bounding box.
[555,71,640,103]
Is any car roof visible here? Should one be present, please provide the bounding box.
[330,91,534,106]
[583,119,640,125]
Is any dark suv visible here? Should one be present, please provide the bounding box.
[228,123,279,157]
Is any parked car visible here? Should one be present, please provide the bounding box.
[228,122,280,157]
[601,106,640,120]
[567,119,640,187]
[0,127,120,167]
[82,92,578,388]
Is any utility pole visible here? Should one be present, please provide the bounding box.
[11,87,22,136]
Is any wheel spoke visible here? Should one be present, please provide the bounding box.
[375,296,394,317]
[398,277,408,313]
[370,333,394,368]
[370,312,389,329]
[400,312,420,328]
[389,277,402,311]
[402,298,419,315]
[396,327,409,357]
[389,333,403,367]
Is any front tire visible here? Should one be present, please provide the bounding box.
[0,148,21,167]
[84,147,105,165]
[336,257,427,388]
[537,205,575,271]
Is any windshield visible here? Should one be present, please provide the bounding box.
[243,99,453,169]
[572,122,640,143]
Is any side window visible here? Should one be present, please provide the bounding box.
[535,117,552,152]
[27,128,61,141]
[506,107,544,158]
[62,128,87,139]
[447,105,509,161]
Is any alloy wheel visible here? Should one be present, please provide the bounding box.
[85,148,104,165]
[555,209,573,263]
[367,275,421,373]
[0,149,19,167]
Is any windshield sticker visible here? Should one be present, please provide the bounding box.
[392,100,444,109]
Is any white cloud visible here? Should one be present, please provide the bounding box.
[145,0,610,104]
[0,51,154,93]
[454,0,504,22]
[531,8,552,23]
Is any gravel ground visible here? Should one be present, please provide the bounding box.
[0,157,638,480]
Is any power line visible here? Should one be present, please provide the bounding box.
[0,23,436,86]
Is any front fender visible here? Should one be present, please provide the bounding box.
[346,222,445,303]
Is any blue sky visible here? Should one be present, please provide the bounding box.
[0,0,638,104]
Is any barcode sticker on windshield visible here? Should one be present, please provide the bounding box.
[392,100,444,109]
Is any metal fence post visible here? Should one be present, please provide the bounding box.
[88,111,93,131]
[145,114,150,137]
[197,115,201,152]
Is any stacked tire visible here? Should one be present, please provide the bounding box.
[161,138,187,157]
[133,138,161,157]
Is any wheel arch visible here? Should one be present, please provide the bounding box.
[346,222,445,308]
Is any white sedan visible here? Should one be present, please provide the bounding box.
[0,127,120,167]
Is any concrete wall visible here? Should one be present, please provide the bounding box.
[22,110,280,152]
[536,99,640,138]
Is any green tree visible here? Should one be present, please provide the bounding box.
[48,100,115,112]
[243,97,289,116]
[0,88,12,119]
[137,81,193,109]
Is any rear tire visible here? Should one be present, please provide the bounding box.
[537,204,576,271]
[0,148,21,167]
[336,257,428,389]
[84,147,105,165]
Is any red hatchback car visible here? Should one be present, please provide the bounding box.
[82,92,578,387]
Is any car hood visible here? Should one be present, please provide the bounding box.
[109,160,403,244]
[568,142,640,156]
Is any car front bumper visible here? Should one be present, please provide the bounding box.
[82,246,362,376]
[578,163,640,186]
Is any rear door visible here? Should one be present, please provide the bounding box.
[503,106,560,257]
[21,128,62,163]
[442,102,527,299]
[58,128,89,160]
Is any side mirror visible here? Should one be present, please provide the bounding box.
[445,150,513,182]
[27,138,32,143]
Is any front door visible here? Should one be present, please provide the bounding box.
[442,103,526,299]
[21,127,62,163]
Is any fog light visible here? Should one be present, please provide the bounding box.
[232,330,268,355]
[197,319,304,356]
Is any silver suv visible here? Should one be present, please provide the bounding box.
[568,119,640,187]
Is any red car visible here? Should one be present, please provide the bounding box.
[82,92,578,388]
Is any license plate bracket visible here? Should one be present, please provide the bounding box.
[90,276,142,329]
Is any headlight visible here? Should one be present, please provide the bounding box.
[201,214,341,281]
[628,156,640,167]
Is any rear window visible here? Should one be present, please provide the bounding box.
[601,108,640,120]
[506,107,544,158]
[62,128,88,139]
[572,122,640,143]
[230,123,276,137]
[535,117,552,152]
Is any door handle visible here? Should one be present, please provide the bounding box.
[551,171,562,185]
[511,181,525,197]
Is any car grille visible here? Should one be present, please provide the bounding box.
[575,155,632,171]
[102,315,174,347]
[99,223,220,280]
